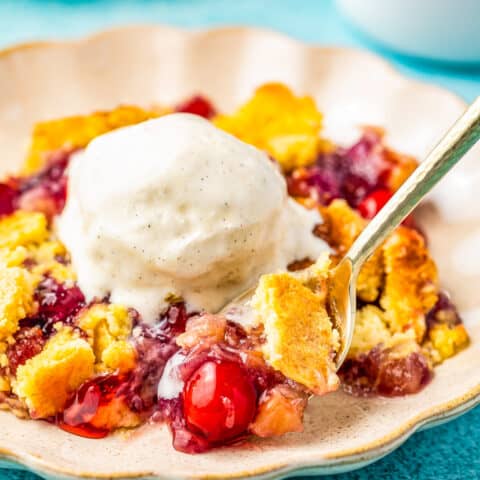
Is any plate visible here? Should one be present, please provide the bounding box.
[0,25,479,480]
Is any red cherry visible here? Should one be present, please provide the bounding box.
[183,360,256,443]
[175,96,216,119]
[357,188,393,219]
[0,183,17,216]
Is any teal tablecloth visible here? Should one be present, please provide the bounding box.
[0,1,478,479]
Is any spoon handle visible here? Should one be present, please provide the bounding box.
[347,96,480,272]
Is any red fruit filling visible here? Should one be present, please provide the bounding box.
[0,150,72,219]
[8,278,86,375]
[57,303,193,441]
[0,183,18,216]
[357,188,421,235]
[287,130,392,208]
[426,292,463,330]
[156,302,189,337]
[339,347,432,397]
[58,373,131,439]
[126,303,194,412]
[183,360,257,444]
[28,277,86,334]
[157,397,210,453]
[17,150,70,218]
[175,96,217,119]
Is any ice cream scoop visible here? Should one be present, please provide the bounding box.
[57,113,328,322]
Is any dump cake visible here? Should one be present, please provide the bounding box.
[0,84,469,453]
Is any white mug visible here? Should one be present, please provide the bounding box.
[337,0,480,63]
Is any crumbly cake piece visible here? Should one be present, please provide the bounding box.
[383,145,418,191]
[24,105,164,174]
[0,210,77,341]
[0,268,36,340]
[318,199,366,252]
[214,83,325,171]
[13,326,95,418]
[423,293,469,363]
[252,254,339,395]
[77,304,136,373]
[356,251,385,303]
[380,226,438,342]
[0,211,75,284]
[427,323,469,362]
[0,211,48,250]
[30,240,76,283]
[348,305,418,359]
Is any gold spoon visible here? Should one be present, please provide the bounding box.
[223,97,480,371]
[331,96,480,368]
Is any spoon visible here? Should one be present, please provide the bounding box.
[223,97,480,371]
[332,96,480,368]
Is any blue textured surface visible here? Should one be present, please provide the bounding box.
[0,1,478,479]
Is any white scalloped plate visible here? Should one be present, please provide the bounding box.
[0,25,479,480]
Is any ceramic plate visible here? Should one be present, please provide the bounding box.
[0,25,479,480]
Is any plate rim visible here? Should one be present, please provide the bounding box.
[0,23,477,480]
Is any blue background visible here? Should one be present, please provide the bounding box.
[0,1,478,479]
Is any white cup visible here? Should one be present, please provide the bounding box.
[337,0,480,63]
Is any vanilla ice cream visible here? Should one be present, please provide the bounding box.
[57,113,329,322]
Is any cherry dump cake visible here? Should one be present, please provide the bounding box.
[0,84,469,453]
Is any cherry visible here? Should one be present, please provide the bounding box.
[357,188,421,233]
[175,96,216,119]
[182,360,256,443]
[0,183,17,216]
[357,188,392,219]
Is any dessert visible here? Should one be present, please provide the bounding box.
[0,83,469,453]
